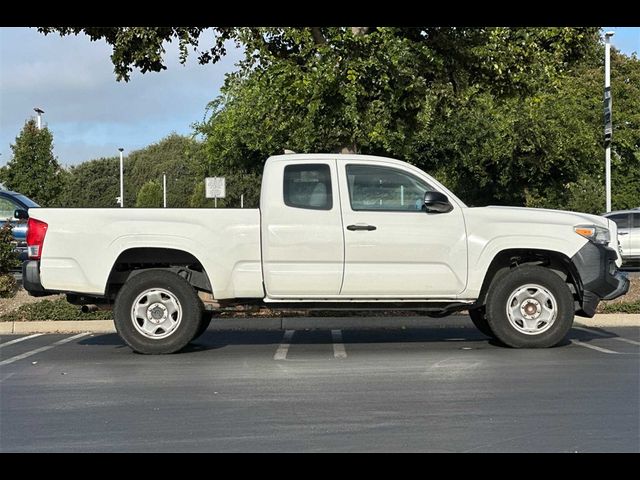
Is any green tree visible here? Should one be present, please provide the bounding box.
[39,27,598,156]
[189,181,214,208]
[0,119,64,206]
[136,180,163,207]
[0,223,19,273]
[57,135,207,208]
[123,134,204,208]
[188,171,261,209]
[58,157,121,207]
[411,50,640,213]
[40,27,636,213]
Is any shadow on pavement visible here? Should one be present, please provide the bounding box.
[76,324,633,354]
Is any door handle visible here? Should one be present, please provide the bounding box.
[618,232,629,235]
[347,224,377,231]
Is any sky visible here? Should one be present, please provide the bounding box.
[1,27,638,167]
[0,27,243,167]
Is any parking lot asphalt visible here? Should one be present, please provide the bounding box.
[1,321,638,452]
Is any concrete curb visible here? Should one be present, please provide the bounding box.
[574,314,640,327]
[0,320,116,334]
[0,314,638,334]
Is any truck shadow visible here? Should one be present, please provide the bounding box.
[77,325,627,352]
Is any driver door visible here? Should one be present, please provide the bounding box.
[338,161,468,298]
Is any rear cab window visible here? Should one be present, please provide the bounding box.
[283,164,333,210]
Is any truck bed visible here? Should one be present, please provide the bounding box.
[32,208,263,299]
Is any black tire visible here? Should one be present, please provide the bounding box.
[192,311,213,341]
[114,270,203,354]
[468,306,494,338]
[485,265,574,348]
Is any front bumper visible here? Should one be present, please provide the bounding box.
[572,242,630,317]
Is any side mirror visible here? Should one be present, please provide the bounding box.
[423,191,453,214]
[14,209,29,220]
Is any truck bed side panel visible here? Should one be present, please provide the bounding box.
[33,208,263,299]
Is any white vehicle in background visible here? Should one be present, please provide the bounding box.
[602,209,640,267]
[22,154,629,354]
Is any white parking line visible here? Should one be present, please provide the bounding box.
[571,339,619,354]
[273,330,295,361]
[0,333,43,348]
[0,333,89,367]
[612,337,640,347]
[331,329,347,359]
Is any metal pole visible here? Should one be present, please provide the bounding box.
[604,31,614,213]
[33,108,44,130]
[241,194,244,209]
[118,148,124,208]
[163,173,167,208]
[214,197,217,208]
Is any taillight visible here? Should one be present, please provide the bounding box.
[26,218,48,260]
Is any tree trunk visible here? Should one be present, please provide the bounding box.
[351,27,369,36]
[338,143,357,154]
[310,27,326,45]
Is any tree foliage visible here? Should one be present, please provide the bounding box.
[0,223,19,273]
[57,134,207,208]
[58,157,121,207]
[36,27,638,214]
[123,133,204,208]
[135,180,163,207]
[193,29,636,214]
[0,119,64,206]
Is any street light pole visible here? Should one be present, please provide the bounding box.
[163,173,167,208]
[33,108,45,130]
[118,148,124,208]
[604,31,614,213]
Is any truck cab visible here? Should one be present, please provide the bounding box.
[261,154,468,300]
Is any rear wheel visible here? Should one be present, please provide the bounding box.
[468,306,494,338]
[114,270,203,354]
[485,265,574,348]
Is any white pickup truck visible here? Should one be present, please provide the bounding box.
[22,154,629,353]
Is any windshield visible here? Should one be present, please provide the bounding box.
[14,194,40,208]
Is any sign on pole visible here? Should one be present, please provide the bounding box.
[205,177,226,199]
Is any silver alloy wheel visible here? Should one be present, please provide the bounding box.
[131,288,182,339]
[505,283,557,335]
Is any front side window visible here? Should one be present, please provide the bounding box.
[346,164,434,212]
[632,213,640,229]
[608,213,630,229]
[0,198,18,220]
[283,164,333,210]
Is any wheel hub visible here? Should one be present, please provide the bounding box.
[131,288,183,339]
[506,284,557,336]
[147,303,167,324]
[520,299,541,320]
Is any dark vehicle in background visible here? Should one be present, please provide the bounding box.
[603,208,640,267]
[0,190,40,261]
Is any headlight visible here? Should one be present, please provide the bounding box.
[574,225,610,245]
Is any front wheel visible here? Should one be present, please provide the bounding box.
[485,265,574,348]
[192,311,213,341]
[114,270,203,354]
